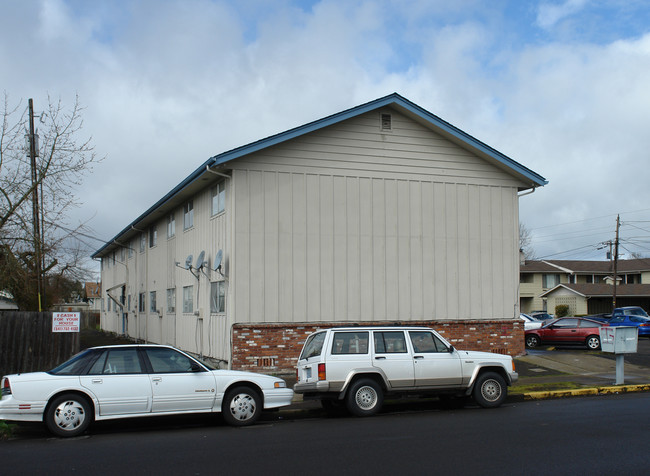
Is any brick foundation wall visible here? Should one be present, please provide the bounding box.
[231,320,525,375]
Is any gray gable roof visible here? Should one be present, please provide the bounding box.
[93,93,547,258]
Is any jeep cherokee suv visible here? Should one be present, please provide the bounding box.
[294,326,518,416]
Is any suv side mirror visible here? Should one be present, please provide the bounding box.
[448,345,455,353]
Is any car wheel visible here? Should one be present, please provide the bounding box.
[222,386,262,427]
[346,378,383,417]
[586,335,601,350]
[525,334,540,348]
[473,372,507,408]
[45,393,92,438]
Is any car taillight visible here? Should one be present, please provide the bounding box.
[318,363,326,381]
[1,378,11,396]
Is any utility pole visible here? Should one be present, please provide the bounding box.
[612,214,620,311]
[28,98,43,311]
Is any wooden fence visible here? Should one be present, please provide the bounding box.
[0,311,84,378]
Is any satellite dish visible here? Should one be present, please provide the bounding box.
[213,249,223,271]
[195,250,206,269]
[184,254,193,269]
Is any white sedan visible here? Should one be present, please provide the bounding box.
[520,313,543,330]
[0,344,293,437]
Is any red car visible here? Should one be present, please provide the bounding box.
[525,317,607,350]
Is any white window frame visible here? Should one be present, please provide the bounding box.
[138,292,146,312]
[210,281,226,313]
[167,213,176,238]
[149,291,157,313]
[183,201,194,230]
[183,285,193,313]
[149,225,157,248]
[166,288,176,313]
[211,182,225,216]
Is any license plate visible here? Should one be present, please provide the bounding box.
[305,367,312,380]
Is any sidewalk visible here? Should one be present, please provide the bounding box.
[274,350,650,418]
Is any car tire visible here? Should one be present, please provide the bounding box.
[525,334,540,348]
[346,378,383,417]
[222,386,262,427]
[45,393,92,438]
[586,335,601,350]
[473,372,507,408]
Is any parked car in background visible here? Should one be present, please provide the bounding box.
[0,344,294,437]
[294,326,518,417]
[525,318,607,350]
[611,306,649,319]
[608,314,650,337]
[520,313,543,330]
[530,311,554,321]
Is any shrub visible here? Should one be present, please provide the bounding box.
[555,304,570,317]
[0,420,15,440]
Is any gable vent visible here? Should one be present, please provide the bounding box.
[381,113,392,131]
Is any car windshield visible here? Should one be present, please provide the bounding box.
[300,332,326,360]
[49,349,100,375]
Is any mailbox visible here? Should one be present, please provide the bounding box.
[599,326,638,354]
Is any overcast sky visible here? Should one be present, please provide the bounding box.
[3,0,650,277]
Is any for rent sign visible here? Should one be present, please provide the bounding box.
[52,312,81,332]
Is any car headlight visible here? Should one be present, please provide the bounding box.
[274,381,286,388]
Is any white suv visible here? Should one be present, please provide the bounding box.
[294,326,518,416]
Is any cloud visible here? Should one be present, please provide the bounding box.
[536,0,589,30]
[3,0,650,268]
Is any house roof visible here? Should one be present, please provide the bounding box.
[540,283,650,298]
[521,258,650,274]
[93,93,547,258]
[85,282,101,299]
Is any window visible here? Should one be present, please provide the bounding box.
[145,347,196,373]
[138,292,146,312]
[167,213,175,238]
[150,291,157,313]
[331,332,369,354]
[210,281,226,313]
[166,288,176,313]
[140,234,146,253]
[184,200,194,230]
[183,286,193,313]
[89,349,143,375]
[299,332,326,360]
[409,331,449,353]
[374,331,407,353]
[119,247,125,262]
[149,225,157,248]
[128,242,134,259]
[128,294,131,311]
[211,182,225,216]
[542,274,560,288]
[380,113,392,131]
[107,298,111,312]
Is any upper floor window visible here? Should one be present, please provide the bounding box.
[140,234,146,253]
[149,225,157,248]
[184,201,194,230]
[542,274,560,289]
[150,291,157,313]
[138,292,146,312]
[211,182,225,216]
[183,286,193,313]
[167,213,175,238]
[166,288,176,313]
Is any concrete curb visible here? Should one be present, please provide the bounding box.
[521,383,650,400]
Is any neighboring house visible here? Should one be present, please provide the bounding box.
[0,290,19,311]
[92,93,547,373]
[520,259,650,315]
[84,282,102,312]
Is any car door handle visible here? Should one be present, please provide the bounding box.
[152,377,162,382]
[375,356,386,360]
[414,355,424,360]
[92,379,102,384]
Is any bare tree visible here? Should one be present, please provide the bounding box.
[519,222,536,260]
[0,92,102,310]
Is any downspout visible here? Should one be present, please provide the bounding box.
[206,165,232,364]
